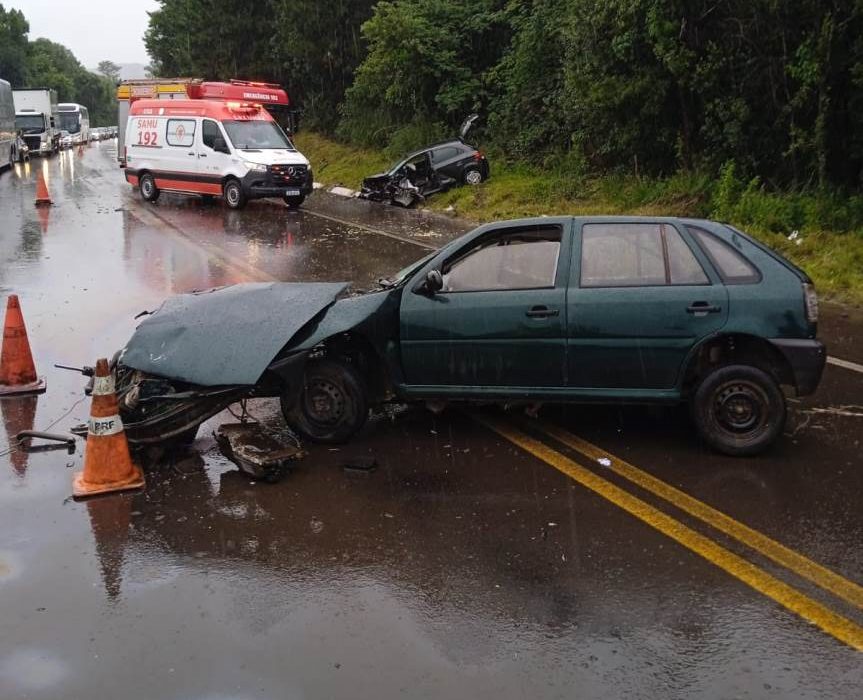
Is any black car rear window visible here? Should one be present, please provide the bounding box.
[688,227,761,284]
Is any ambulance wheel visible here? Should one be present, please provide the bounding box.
[224,179,246,210]
[283,194,305,209]
[140,173,160,202]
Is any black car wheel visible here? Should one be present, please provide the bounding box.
[463,167,484,185]
[691,364,786,456]
[224,179,246,210]
[283,194,305,209]
[139,173,160,202]
[282,359,368,444]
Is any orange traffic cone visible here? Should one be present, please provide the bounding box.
[0,295,46,396]
[34,171,51,206]
[73,358,145,499]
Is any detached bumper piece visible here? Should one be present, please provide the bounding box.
[215,423,305,483]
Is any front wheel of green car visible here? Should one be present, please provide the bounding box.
[691,364,786,457]
[282,359,368,444]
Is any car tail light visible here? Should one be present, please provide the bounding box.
[473,151,484,161]
[803,282,819,323]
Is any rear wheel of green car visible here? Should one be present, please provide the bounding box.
[282,359,368,444]
[691,364,786,457]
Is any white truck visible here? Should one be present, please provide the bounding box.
[13,88,59,156]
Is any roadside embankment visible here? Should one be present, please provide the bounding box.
[296,132,863,306]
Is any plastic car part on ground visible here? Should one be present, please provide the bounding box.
[215,422,306,482]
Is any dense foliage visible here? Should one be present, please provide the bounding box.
[0,4,116,126]
[142,0,863,190]
[145,0,376,130]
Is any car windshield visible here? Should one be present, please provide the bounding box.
[222,120,295,150]
[58,112,80,133]
[15,114,45,132]
[388,151,428,176]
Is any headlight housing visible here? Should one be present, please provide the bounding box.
[244,161,267,173]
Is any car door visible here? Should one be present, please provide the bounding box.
[430,145,462,184]
[568,221,728,390]
[399,221,571,389]
[197,118,232,191]
[162,116,199,185]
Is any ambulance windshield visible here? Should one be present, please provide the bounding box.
[222,120,295,151]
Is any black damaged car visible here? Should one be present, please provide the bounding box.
[360,114,489,206]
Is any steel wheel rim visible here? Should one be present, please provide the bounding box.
[712,380,769,435]
[226,185,239,205]
[303,378,346,427]
[466,170,482,185]
[142,178,153,197]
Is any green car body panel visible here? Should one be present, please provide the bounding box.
[290,215,825,405]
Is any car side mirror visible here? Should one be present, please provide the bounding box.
[425,269,443,294]
[213,137,230,154]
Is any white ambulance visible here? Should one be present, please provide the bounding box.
[124,99,312,209]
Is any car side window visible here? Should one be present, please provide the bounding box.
[688,227,761,284]
[202,119,221,149]
[432,146,459,163]
[442,227,562,292]
[581,224,666,287]
[665,226,709,284]
[581,223,709,287]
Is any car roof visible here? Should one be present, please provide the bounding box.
[401,139,472,161]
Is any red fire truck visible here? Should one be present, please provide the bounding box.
[117,78,298,167]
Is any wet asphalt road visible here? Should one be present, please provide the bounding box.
[0,144,861,699]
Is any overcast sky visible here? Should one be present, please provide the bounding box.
[8,0,160,68]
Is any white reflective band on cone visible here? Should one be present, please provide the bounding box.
[92,375,116,396]
[88,414,124,437]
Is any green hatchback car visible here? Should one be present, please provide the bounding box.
[117,216,826,457]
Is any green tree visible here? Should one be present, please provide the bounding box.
[97,60,121,82]
[338,0,510,146]
[0,3,29,86]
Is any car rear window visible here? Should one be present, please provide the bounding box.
[688,227,761,284]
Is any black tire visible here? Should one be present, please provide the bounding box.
[691,364,786,457]
[283,194,305,209]
[140,173,160,202]
[223,179,246,209]
[463,167,484,185]
[281,359,367,444]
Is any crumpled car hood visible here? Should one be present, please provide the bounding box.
[120,282,349,386]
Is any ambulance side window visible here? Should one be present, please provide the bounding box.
[202,120,221,150]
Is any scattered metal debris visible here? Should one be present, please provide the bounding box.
[15,431,76,454]
[215,422,305,483]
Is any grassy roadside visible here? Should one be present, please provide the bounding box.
[296,132,863,305]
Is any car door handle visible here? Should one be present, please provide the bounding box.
[525,305,559,318]
[686,301,722,314]
[198,154,207,158]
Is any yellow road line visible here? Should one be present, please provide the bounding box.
[477,416,863,651]
[537,423,863,612]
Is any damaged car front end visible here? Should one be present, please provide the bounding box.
[107,279,402,447]
[359,114,487,207]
